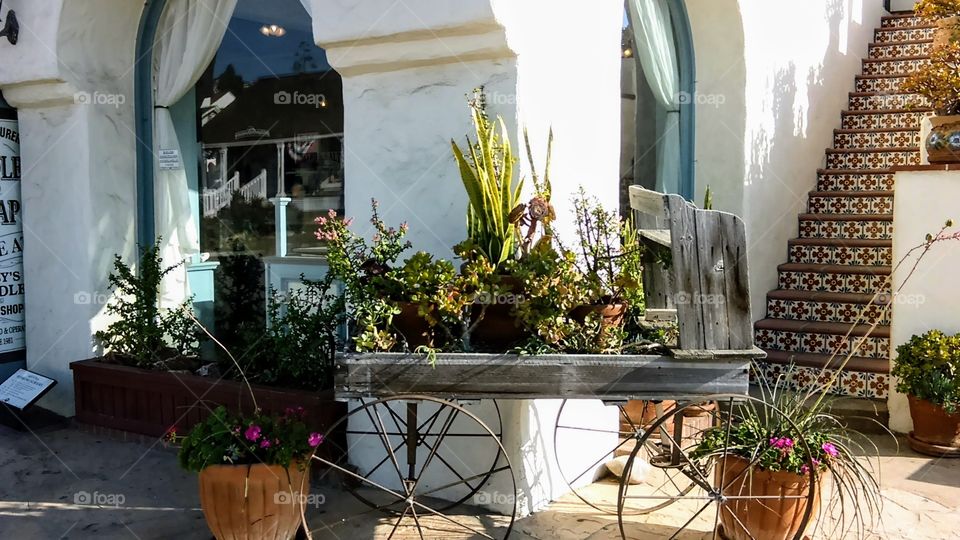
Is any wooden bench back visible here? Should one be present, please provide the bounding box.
[629,186,754,351]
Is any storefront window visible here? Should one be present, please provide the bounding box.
[169,0,343,350]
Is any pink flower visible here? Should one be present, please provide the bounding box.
[308,432,324,447]
[769,437,794,451]
[343,217,354,227]
[244,425,261,442]
[822,442,839,457]
[259,439,272,449]
[315,216,327,225]
[400,222,409,233]
[327,208,337,218]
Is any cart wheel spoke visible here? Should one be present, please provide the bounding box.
[668,500,713,540]
[385,505,410,540]
[721,504,758,540]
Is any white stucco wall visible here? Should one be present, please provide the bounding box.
[687,0,888,320]
[889,169,960,433]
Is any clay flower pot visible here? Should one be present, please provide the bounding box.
[716,455,821,540]
[470,275,530,349]
[198,461,309,540]
[393,301,434,349]
[569,301,628,328]
[922,115,960,164]
[907,395,960,455]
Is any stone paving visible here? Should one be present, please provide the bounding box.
[0,424,957,539]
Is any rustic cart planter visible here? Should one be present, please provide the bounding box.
[70,359,346,462]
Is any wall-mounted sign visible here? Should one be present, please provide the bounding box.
[0,114,23,354]
[158,148,182,170]
[0,368,54,410]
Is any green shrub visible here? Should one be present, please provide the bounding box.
[892,329,960,412]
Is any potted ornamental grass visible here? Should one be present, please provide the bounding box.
[892,329,960,456]
[692,364,883,540]
[170,404,325,539]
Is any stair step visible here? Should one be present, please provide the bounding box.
[817,170,894,191]
[761,350,889,374]
[867,39,933,59]
[766,290,891,325]
[807,190,893,216]
[848,92,929,110]
[862,56,929,76]
[833,128,920,149]
[841,109,933,130]
[788,239,892,266]
[755,320,889,359]
[798,216,893,240]
[881,14,927,28]
[855,75,908,93]
[777,265,889,294]
[874,25,935,43]
[824,147,920,169]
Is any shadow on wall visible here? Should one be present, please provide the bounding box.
[740,0,884,322]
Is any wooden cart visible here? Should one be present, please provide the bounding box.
[309,189,817,539]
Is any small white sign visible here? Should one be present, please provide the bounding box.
[158,148,182,170]
[0,368,55,410]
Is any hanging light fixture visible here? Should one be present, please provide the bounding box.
[260,24,286,37]
[622,48,633,58]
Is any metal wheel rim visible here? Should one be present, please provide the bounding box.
[312,395,517,539]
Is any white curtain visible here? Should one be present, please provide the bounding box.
[153,0,237,306]
[627,0,681,195]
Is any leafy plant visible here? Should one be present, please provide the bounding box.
[315,200,411,352]
[916,0,960,18]
[515,127,556,258]
[571,188,644,303]
[900,41,960,115]
[173,405,323,472]
[244,275,345,391]
[451,88,524,266]
[95,241,202,370]
[892,329,960,412]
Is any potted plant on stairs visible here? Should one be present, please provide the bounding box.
[892,329,960,456]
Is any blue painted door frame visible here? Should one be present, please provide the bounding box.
[669,0,697,201]
[135,0,167,249]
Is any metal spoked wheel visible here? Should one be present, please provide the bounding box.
[311,396,516,539]
[554,399,699,515]
[617,395,818,540]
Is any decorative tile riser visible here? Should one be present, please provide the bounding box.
[881,16,927,28]
[808,195,893,215]
[841,111,931,129]
[825,151,919,169]
[817,173,894,192]
[862,58,929,76]
[778,270,888,293]
[789,244,892,266]
[868,41,932,59]
[875,27,935,42]
[855,76,908,93]
[767,299,891,325]
[799,220,892,240]
[834,130,919,148]
[848,94,929,110]
[753,362,889,399]
[755,329,889,359]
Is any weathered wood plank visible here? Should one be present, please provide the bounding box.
[719,212,753,349]
[693,209,728,349]
[629,186,669,221]
[335,352,754,401]
[666,195,705,349]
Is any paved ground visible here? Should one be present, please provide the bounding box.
[0,423,958,539]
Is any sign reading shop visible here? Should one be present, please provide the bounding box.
[0,113,23,353]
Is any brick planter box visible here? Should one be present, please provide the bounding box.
[70,359,346,461]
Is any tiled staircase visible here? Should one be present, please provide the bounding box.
[754,12,935,399]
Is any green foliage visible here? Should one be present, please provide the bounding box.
[571,189,644,303]
[892,329,960,412]
[245,275,345,391]
[900,41,960,115]
[175,406,321,472]
[451,88,524,266]
[213,239,266,364]
[94,241,202,370]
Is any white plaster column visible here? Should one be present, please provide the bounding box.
[0,0,142,415]
[890,168,960,433]
[311,0,623,514]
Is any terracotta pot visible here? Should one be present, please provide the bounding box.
[470,275,530,349]
[393,301,434,349]
[716,455,820,540]
[924,116,960,163]
[199,461,309,540]
[908,394,960,448]
[934,16,960,49]
[620,400,677,437]
[569,301,628,328]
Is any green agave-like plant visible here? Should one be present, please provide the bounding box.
[451,89,524,266]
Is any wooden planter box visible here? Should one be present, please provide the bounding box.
[70,359,346,460]
[336,350,762,401]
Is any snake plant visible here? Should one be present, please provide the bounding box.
[451,89,523,266]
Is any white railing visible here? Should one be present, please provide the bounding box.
[202,168,268,217]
